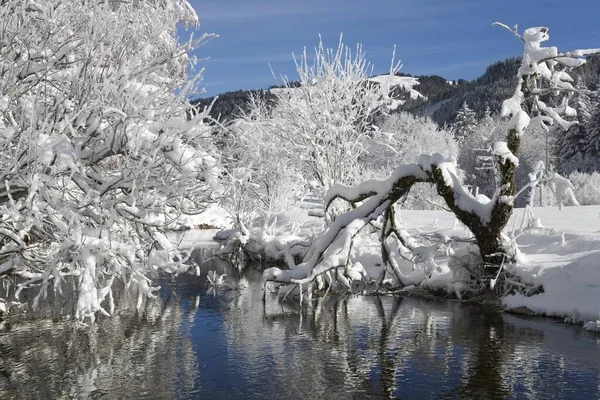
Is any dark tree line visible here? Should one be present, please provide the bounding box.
[191,89,276,123]
[424,55,600,126]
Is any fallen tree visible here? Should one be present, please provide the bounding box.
[263,24,600,300]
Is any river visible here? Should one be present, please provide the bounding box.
[0,248,599,399]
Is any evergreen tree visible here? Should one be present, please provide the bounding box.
[585,95,600,172]
[453,101,477,142]
[557,80,593,174]
[481,106,494,125]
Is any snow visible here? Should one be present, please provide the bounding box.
[567,48,600,57]
[503,205,600,323]
[492,141,519,166]
[499,25,600,130]
[324,163,427,207]
[422,205,600,325]
[175,204,233,230]
[508,111,530,135]
[220,197,600,328]
[385,99,405,110]
[584,320,600,332]
[501,89,524,118]
[367,74,425,101]
[269,74,424,112]
[419,153,496,224]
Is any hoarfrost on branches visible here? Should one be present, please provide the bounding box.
[239,35,402,190]
[0,0,220,321]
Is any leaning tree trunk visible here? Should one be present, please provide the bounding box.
[429,128,520,280]
[430,72,533,281]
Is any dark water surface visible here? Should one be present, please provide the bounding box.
[1,249,599,399]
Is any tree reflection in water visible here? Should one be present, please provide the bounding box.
[0,252,598,399]
[0,281,199,399]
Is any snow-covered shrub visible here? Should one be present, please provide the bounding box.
[222,95,308,231]
[365,112,457,209]
[443,245,484,299]
[568,172,600,205]
[246,36,399,189]
[217,37,401,260]
[0,0,219,322]
[369,112,458,172]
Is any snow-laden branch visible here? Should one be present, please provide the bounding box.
[263,165,429,288]
[0,0,221,322]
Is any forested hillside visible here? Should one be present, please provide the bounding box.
[422,55,600,125]
[194,55,600,127]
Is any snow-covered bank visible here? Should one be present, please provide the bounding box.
[404,205,600,326]
[502,206,600,324]
[404,206,600,327]
[174,204,233,230]
[207,204,600,330]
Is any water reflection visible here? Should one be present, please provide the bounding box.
[0,249,599,399]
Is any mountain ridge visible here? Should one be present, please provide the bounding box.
[192,55,600,126]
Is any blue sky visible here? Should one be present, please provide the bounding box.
[186,0,600,97]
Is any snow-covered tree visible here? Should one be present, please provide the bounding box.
[370,112,458,173]
[458,115,506,198]
[0,0,219,321]
[557,80,593,174]
[453,102,478,142]
[263,24,599,298]
[222,95,307,232]
[481,106,494,125]
[584,101,600,172]
[243,36,400,189]
[367,112,458,209]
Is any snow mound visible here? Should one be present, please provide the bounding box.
[504,251,600,321]
[583,320,600,332]
[503,205,600,323]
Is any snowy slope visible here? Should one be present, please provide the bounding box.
[503,206,600,323]
[368,75,425,101]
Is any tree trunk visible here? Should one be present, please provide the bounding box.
[430,128,521,281]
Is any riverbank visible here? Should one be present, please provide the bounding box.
[181,204,600,331]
